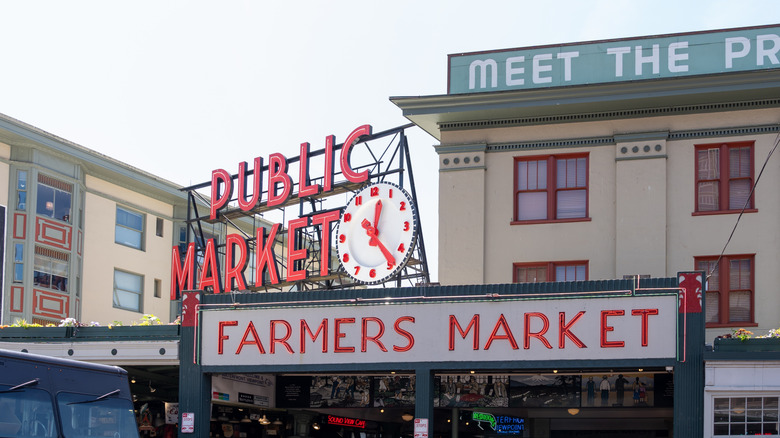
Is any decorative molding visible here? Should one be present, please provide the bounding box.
[615,134,667,161]
[487,136,613,152]
[13,213,26,239]
[439,98,780,131]
[434,143,487,154]
[35,217,72,251]
[481,125,780,153]
[32,288,70,320]
[10,286,23,313]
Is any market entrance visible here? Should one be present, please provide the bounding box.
[206,369,673,437]
[209,372,418,437]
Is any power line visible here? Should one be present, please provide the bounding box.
[706,128,780,282]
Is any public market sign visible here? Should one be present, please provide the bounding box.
[171,125,373,296]
[449,24,780,94]
[200,294,676,366]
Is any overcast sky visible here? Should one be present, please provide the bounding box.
[0,1,778,281]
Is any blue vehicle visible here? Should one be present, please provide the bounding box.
[0,349,139,438]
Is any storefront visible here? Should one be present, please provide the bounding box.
[178,276,705,437]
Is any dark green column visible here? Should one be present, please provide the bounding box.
[178,324,211,437]
[673,271,706,438]
[415,367,435,436]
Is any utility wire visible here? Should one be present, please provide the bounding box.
[705,128,780,282]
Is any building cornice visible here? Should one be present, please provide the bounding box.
[391,70,780,140]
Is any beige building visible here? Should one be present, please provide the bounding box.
[394,24,780,343]
[0,113,189,325]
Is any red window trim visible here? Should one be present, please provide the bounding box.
[696,254,755,327]
[513,261,589,283]
[513,153,589,224]
[694,141,755,214]
[691,209,757,217]
[510,217,592,226]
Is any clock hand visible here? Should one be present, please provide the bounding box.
[374,200,382,231]
[361,219,396,266]
[373,236,396,266]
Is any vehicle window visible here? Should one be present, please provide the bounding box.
[0,385,57,437]
[57,392,138,438]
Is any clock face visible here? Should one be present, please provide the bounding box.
[336,182,418,284]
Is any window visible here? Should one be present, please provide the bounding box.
[114,270,143,312]
[513,261,588,283]
[696,255,754,325]
[115,206,144,249]
[713,396,778,435]
[154,278,162,298]
[514,154,588,222]
[13,244,24,283]
[156,217,164,237]
[33,247,69,292]
[16,170,27,210]
[695,142,754,213]
[37,174,72,222]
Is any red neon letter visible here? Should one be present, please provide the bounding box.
[198,239,222,293]
[210,168,233,220]
[301,319,328,353]
[236,321,266,354]
[334,318,356,353]
[171,243,195,300]
[298,142,320,198]
[393,316,415,352]
[237,157,263,211]
[600,310,625,348]
[270,320,294,354]
[524,312,552,349]
[218,320,238,354]
[286,217,309,281]
[267,153,292,207]
[449,315,480,350]
[323,135,335,193]
[631,308,659,347]
[225,234,248,291]
[311,210,341,276]
[559,311,587,349]
[255,224,281,285]
[484,314,519,350]
[340,125,372,183]
[361,317,387,352]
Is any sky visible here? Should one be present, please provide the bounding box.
[0,1,778,282]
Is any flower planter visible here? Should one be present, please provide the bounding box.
[70,325,180,340]
[714,337,780,352]
[0,327,71,339]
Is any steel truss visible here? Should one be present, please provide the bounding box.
[176,124,430,296]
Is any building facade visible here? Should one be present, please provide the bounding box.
[0,113,190,326]
[393,23,780,344]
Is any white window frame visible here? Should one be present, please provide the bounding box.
[706,391,780,437]
[113,269,143,313]
[115,206,145,250]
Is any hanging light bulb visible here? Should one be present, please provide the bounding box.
[259,415,270,425]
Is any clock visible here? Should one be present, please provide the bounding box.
[336,181,418,284]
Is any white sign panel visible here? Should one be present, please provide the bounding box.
[211,373,275,407]
[414,418,428,438]
[165,402,178,425]
[181,413,194,434]
[201,295,677,366]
